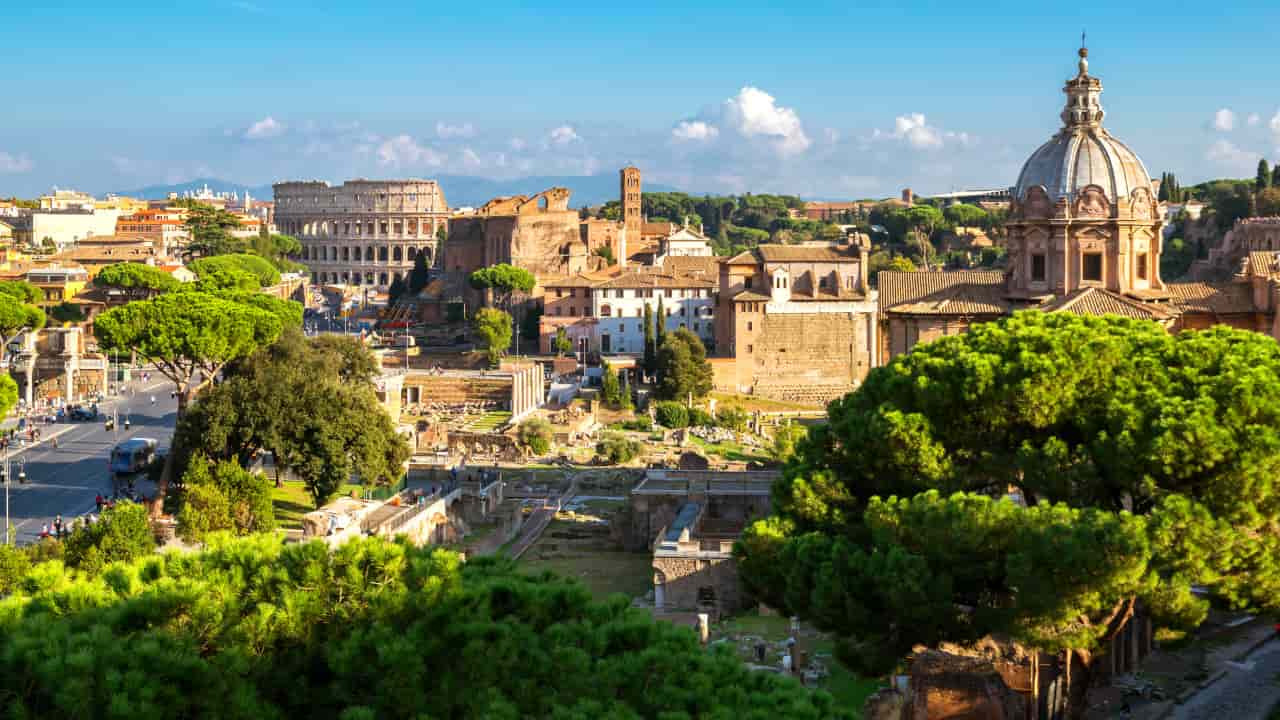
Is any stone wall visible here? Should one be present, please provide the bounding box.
[653,554,745,617]
[745,311,871,401]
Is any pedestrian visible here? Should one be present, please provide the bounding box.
[39,524,49,539]
[53,514,63,538]
[150,395,155,405]
[95,494,103,511]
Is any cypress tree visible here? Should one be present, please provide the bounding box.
[1158,172,1169,202]
[1258,159,1272,192]
[643,303,655,377]
[655,295,668,349]
[1272,164,1280,189]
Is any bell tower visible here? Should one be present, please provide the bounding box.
[620,165,642,240]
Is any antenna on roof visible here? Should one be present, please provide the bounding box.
[1081,29,1086,49]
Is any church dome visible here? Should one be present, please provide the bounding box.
[1013,48,1153,207]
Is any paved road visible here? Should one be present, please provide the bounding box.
[1172,637,1280,720]
[4,378,177,545]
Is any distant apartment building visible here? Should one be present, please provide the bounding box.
[38,189,96,211]
[539,270,716,355]
[30,209,121,249]
[275,179,448,288]
[26,265,90,306]
[117,208,190,255]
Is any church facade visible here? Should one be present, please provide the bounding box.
[880,46,1280,362]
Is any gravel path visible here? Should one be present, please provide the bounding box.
[1172,638,1280,720]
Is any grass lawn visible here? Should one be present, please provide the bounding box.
[710,391,825,412]
[810,637,884,714]
[271,481,365,529]
[521,543,653,601]
[689,436,771,464]
[464,411,511,432]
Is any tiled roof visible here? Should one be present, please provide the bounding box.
[789,288,868,302]
[595,272,715,289]
[724,251,758,265]
[1166,281,1258,314]
[660,255,722,277]
[732,290,772,302]
[1248,251,1280,278]
[878,270,1008,316]
[540,273,599,288]
[1038,287,1173,320]
[757,244,861,263]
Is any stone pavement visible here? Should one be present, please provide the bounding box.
[1170,637,1280,720]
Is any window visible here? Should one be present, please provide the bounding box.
[1031,253,1046,282]
[747,344,753,354]
[601,305,612,317]
[570,307,577,317]
[745,277,753,290]
[1137,253,1148,280]
[680,307,686,317]
[665,289,672,298]
[1083,252,1103,282]
[747,321,753,331]
[555,307,561,316]
[556,289,563,298]
[569,288,577,298]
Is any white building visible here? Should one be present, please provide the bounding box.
[31,209,121,249]
[657,225,713,259]
[541,270,717,355]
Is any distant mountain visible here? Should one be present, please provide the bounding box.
[111,173,684,209]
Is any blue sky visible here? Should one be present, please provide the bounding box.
[2,0,1279,199]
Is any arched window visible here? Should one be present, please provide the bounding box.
[407,246,417,260]
[353,247,362,262]
[393,247,402,262]
[379,272,388,285]
[367,245,375,262]
[365,272,374,285]
[600,304,612,317]
[342,247,350,261]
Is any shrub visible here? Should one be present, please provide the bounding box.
[596,432,641,465]
[613,418,652,432]
[518,418,553,456]
[655,401,689,429]
[688,408,714,427]
[716,404,749,432]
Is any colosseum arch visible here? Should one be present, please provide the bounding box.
[353,247,362,262]
[407,246,417,260]
[342,247,350,262]
[366,245,375,262]
[379,272,388,285]
[379,246,388,262]
[393,247,402,262]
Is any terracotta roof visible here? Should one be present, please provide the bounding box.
[724,251,758,265]
[789,288,868,302]
[732,290,772,302]
[595,272,715,289]
[878,270,1008,316]
[1038,287,1173,320]
[1247,251,1280,278]
[660,255,722,277]
[540,273,599,288]
[1166,281,1258,314]
[757,244,861,263]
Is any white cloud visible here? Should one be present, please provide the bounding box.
[376,135,444,168]
[722,86,810,155]
[671,120,719,142]
[244,116,285,140]
[548,125,580,146]
[460,147,483,169]
[894,113,943,149]
[436,121,476,139]
[0,152,33,173]
[1247,113,1261,127]
[1212,108,1236,132]
[1206,138,1259,174]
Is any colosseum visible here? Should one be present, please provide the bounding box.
[273,179,449,287]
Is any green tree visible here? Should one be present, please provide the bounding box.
[642,303,656,375]
[0,534,847,719]
[190,253,281,288]
[770,422,808,463]
[62,501,155,574]
[1258,158,1273,191]
[473,308,512,367]
[0,280,42,305]
[737,312,1280,694]
[600,360,621,406]
[655,296,667,348]
[469,263,536,310]
[178,200,246,257]
[95,262,180,299]
[408,251,431,294]
[94,292,284,512]
[619,372,633,409]
[654,400,689,429]
[593,245,616,265]
[176,455,275,543]
[715,404,749,432]
[47,301,85,324]
[0,291,46,365]
[553,326,572,357]
[596,432,641,464]
[654,327,713,401]
[387,275,407,304]
[246,232,306,273]
[517,418,553,456]
[943,203,988,228]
